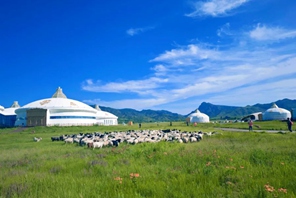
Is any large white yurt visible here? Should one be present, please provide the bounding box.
[187,109,210,123]
[262,103,291,121]
[14,87,118,127]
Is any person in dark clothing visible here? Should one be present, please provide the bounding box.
[248,119,253,131]
[287,118,293,132]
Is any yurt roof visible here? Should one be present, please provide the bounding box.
[96,110,118,118]
[10,101,20,108]
[16,87,96,112]
[264,103,290,113]
[0,101,20,115]
[52,87,67,99]
[188,109,208,117]
[0,107,18,115]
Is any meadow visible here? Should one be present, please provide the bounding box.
[0,121,295,198]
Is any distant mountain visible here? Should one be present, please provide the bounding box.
[90,98,296,123]
[198,98,296,120]
[97,106,185,123]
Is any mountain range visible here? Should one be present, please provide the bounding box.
[97,98,296,123]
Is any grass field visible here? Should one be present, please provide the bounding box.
[0,121,295,198]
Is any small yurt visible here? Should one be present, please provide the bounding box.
[262,103,291,121]
[187,109,210,123]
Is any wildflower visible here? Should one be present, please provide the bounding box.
[130,173,140,178]
[114,177,123,184]
[264,184,275,192]
[278,188,287,193]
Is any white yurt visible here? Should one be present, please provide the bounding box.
[187,109,210,123]
[262,103,291,121]
[14,87,118,127]
[0,101,20,127]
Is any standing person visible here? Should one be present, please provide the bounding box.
[139,123,141,128]
[287,118,293,132]
[248,119,253,131]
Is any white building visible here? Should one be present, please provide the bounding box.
[0,101,20,127]
[186,109,210,123]
[262,103,291,121]
[14,87,118,127]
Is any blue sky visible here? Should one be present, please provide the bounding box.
[1,0,296,115]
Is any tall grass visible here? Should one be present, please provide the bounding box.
[0,122,295,197]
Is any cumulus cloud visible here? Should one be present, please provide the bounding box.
[249,24,296,41]
[186,0,249,17]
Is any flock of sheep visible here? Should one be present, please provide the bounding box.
[32,129,221,149]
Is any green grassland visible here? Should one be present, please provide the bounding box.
[0,121,295,198]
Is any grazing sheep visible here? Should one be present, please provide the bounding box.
[93,142,104,150]
[111,140,120,147]
[51,137,60,141]
[64,137,74,144]
[33,137,42,142]
[190,137,197,142]
[182,137,189,143]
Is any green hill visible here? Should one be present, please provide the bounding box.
[91,98,296,122]
[198,98,296,120]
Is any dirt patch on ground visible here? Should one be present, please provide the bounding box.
[13,127,28,133]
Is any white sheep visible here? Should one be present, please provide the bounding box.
[93,142,104,150]
[190,137,197,142]
[64,137,74,144]
[33,137,42,142]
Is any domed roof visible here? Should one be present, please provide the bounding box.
[16,87,96,113]
[187,109,210,123]
[0,101,20,115]
[264,103,290,113]
[20,98,96,112]
[96,110,118,119]
[188,109,207,117]
[263,103,291,120]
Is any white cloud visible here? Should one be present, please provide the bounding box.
[249,24,296,41]
[82,24,296,114]
[126,26,154,36]
[217,23,233,37]
[150,44,220,66]
[82,77,168,94]
[186,0,249,17]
